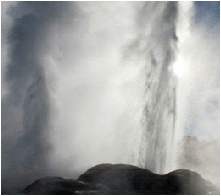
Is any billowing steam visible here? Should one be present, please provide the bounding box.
[1,1,219,193]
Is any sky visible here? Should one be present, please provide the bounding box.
[175,1,220,141]
[195,1,220,28]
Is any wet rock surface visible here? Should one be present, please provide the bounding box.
[23,163,219,195]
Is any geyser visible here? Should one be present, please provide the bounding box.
[46,1,179,176]
[2,1,219,193]
[1,1,180,185]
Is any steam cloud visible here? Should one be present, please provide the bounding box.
[1,1,219,193]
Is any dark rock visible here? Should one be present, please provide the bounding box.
[78,164,154,194]
[23,163,219,195]
[23,176,98,195]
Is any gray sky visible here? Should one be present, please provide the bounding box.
[178,2,220,141]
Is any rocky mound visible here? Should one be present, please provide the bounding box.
[23,163,219,195]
